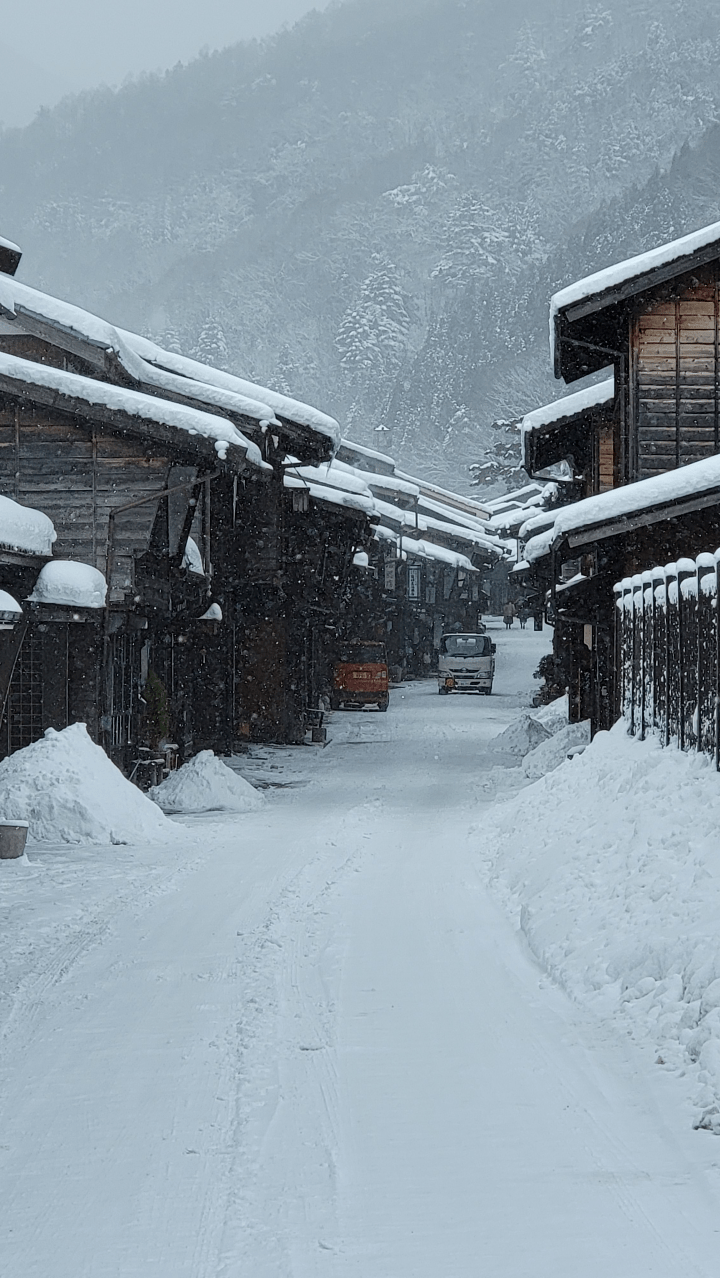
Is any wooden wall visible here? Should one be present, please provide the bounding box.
[632,264,720,480]
[0,400,169,597]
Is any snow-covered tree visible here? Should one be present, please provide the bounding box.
[161,325,183,355]
[194,317,229,369]
[336,258,411,382]
[431,193,509,290]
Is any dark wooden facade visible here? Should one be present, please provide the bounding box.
[519,231,720,737]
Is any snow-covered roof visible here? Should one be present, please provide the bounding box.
[394,470,490,519]
[488,498,544,534]
[521,378,615,445]
[483,483,547,513]
[524,526,558,564]
[0,494,55,557]
[373,524,400,545]
[28,561,107,608]
[401,538,475,572]
[0,275,339,447]
[0,235,21,255]
[550,221,720,367]
[122,330,341,447]
[283,474,374,516]
[289,462,374,498]
[365,473,421,500]
[550,454,720,546]
[337,438,396,473]
[0,351,266,468]
[415,493,492,534]
[519,508,560,543]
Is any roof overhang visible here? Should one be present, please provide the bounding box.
[552,238,720,382]
[0,374,259,478]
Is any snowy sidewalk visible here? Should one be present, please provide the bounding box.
[2,626,720,1276]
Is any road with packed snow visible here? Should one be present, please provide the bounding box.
[2,624,720,1277]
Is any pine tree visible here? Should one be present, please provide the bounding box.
[432,192,509,290]
[273,343,297,395]
[194,317,229,369]
[335,258,411,383]
[162,325,183,355]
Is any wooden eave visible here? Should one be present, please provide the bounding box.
[0,374,263,478]
[274,414,335,466]
[0,547,49,570]
[560,488,720,552]
[554,241,720,382]
[0,305,113,374]
[524,404,614,476]
[0,308,333,464]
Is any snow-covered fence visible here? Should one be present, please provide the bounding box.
[615,551,720,760]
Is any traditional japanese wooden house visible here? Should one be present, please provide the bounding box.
[0,242,351,755]
[521,220,720,741]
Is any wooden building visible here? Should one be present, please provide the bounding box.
[0,237,358,762]
[520,220,720,743]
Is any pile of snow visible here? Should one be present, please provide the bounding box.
[149,750,264,813]
[0,590,21,616]
[533,693,569,732]
[491,713,551,757]
[521,720,591,780]
[479,722,720,1133]
[28,560,107,608]
[0,724,172,844]
[0,493,55,556]
[182,536,204,575]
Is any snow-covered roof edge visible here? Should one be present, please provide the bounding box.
[337,438,396,471]
[0,275,339,447]
[0,352,267,469]
[550,220,720,366]
[521,377,615,444]
[551,453,720,545]
[121,330,341,447]
[0,235,21,255]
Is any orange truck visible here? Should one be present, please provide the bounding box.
[331,640,389,712]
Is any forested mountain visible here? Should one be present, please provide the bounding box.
[2,0,720,490]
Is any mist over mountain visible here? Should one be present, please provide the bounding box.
[2,0,720,490]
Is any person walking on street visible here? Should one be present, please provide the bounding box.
[503,600,517,629]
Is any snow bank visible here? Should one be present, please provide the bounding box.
[533,692,569,731]
[491,695,570,758]
[0,723,172,844]
[480,722,720,1132]
[28,560,107,608]
[521,720,590,779]
[491,713,551,757]
[149,750,264,814]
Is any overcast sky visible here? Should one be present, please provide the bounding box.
[1,0,328,129]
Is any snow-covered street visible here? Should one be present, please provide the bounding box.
[3,625,720,1277]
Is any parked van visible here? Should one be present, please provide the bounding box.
[438,632,496,695]
[332,640,389,711]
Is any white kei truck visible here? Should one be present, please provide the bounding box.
[437,632,496,695]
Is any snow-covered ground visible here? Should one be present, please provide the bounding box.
[3,624,720,1276]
